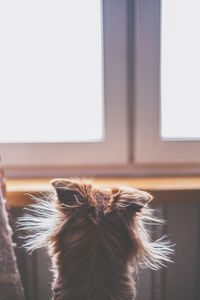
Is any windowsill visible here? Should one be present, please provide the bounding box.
[6,177,200,207]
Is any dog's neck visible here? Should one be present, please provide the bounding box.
[50,216,136,300]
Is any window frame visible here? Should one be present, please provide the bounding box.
[0,0,129,169]
[134,0,200,165]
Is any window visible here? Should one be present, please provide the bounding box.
[161,0,200,140]
[0,0,104,143]
[0,0,128,169]
[2,0,199,176]
[134,0,200,164]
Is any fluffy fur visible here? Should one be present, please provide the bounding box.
[17,179,173,300]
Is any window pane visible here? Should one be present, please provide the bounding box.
[161,0,200,140]
[0,0,104,143]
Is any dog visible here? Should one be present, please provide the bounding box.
[18,179,173,300]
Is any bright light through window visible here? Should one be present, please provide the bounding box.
[161,0,200,140]
[0,0,104,143]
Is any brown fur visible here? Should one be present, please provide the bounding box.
[18,179,173,300]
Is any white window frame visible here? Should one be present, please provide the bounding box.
[134,0,200,164]
[3,0,200,178]
[1,0,128,169]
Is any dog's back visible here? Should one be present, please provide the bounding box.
[52,189,136,299]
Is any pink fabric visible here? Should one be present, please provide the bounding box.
[0,187,25,300]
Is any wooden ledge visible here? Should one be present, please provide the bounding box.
[6,177,200,207]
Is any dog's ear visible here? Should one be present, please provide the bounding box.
[104,187,153,215]
[51,178,95,208]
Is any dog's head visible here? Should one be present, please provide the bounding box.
[51,178,152,219]
[51,179,152,260]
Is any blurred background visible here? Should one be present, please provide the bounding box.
[0,0,200,299]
